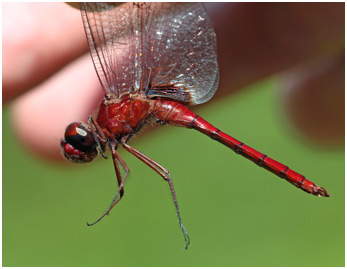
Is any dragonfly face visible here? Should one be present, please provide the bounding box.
[60,122,98,163]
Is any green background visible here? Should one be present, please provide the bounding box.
[3,79,344,266]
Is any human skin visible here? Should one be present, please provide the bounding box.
[3,3,344,161]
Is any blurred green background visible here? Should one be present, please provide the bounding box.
[3,79,344,266]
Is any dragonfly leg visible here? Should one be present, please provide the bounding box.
[121,137,190,249]
[87,141,129,226]
[88,116,108,159]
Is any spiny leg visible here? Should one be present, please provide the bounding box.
[121,137,190,249]
[88,116,108,159]
[87,141,129,226]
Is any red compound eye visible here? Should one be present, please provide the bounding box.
[64,122,96,152]
[60,122,98,163]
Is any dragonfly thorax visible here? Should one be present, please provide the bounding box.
[95,95,153,141]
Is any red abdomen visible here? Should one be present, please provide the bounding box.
[96,96,151,140]
[154,99,330,197]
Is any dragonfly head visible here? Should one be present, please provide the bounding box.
[60,122,98,163]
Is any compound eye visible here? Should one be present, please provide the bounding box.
[64,122,96,151]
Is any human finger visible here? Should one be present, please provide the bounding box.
[3,3,87,103]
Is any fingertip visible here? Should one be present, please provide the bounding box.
[3,3,87,103]
[11,54,104,162]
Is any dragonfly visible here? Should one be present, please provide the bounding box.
[60,2,330,249]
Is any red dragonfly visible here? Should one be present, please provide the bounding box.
[60,3,330,249]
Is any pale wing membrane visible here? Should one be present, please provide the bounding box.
[140,3,219,105]
[80,3,219,104]
[80,3,137,98]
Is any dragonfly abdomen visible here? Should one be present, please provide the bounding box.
[155,99,330,197]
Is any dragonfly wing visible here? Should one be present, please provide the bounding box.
[80,3,137,99]
[80,3,219,104]
[140,3,219,105]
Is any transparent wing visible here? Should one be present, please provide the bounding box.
[80,3,219,104]
[80,3,135,99]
